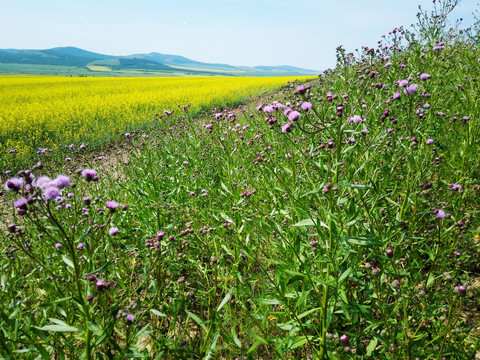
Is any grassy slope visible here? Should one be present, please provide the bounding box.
[1,8,479,360]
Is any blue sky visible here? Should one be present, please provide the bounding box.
[0,0,476,71]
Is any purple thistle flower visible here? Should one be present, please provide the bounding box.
[295,85,307,94]
[436,210,446,219]
[393,91,401,100]
[348,115,363,124]
[14,197,28,210]
[425,138,434,145]
[109,227,119,236]
[455,285,466,297]
[5,177,23,192]
[51,175,71,188]
[8,223,16,233]
[404,84,418,94]
[43,187,61,200]
[55,243,62,248]
[288,111,301,121]
[301,102,313,111]
[34,176,52,190]
[398,79,409,87]
[281,122,293,133]
[81,169,97,181]
[96,278,105,289]
[384,62,392,68]
[420,73,431,80]
[263,105,275,114]
[125,313,135,324]
[450,184,461,191]
[106,201,120,213]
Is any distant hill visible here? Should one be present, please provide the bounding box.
[0,46,319,77]
[50,46,117,60]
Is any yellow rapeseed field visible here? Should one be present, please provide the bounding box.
[0,76,310,166]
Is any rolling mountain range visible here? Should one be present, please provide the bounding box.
[0,46,319,77]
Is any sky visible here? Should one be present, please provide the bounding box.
[0,0,476,71]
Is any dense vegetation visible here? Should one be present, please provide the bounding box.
[1,1,479,359]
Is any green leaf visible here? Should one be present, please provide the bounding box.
[219,212,234,224]
[150,309,166,317]
[292,218,316,227]
[385,197,400,207]
[366,337,378,357]
[124,352,145,358]
[232,327,242,349]
[217,288,234,312]
[342,236,382,246]
[296,307,321,320]
[36,324,81,332]
[257,298,281,305]
[134,324,151,339]
[185,310,207,333]
[246,340,261,354]
[61,255,74,268]
[15,346,50,360]
[295,290,311,309]
[338,268,352,284]
[248,329,268,345]
[220,182,232,195]
[87,321,102,336]
[204,330,220,360]
[220,244,234,257]
[290,336,310,350]
[426,272,435,288]
[85,261,110,276]
[277,323,295,331]
[301,189,322,197]
[287,275,307,286]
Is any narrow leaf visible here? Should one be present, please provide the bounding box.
[150,309,166,317]
[248,329,268,345]
[61,255,74,268]
[185,310,207,333]
[292,218,316,227]
[217,288,234,312]
[36,324,81,332]
[366,337,378,357]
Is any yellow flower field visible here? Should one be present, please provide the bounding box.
[0,75,310,166]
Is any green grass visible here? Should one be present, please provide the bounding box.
[1,1,479,359]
